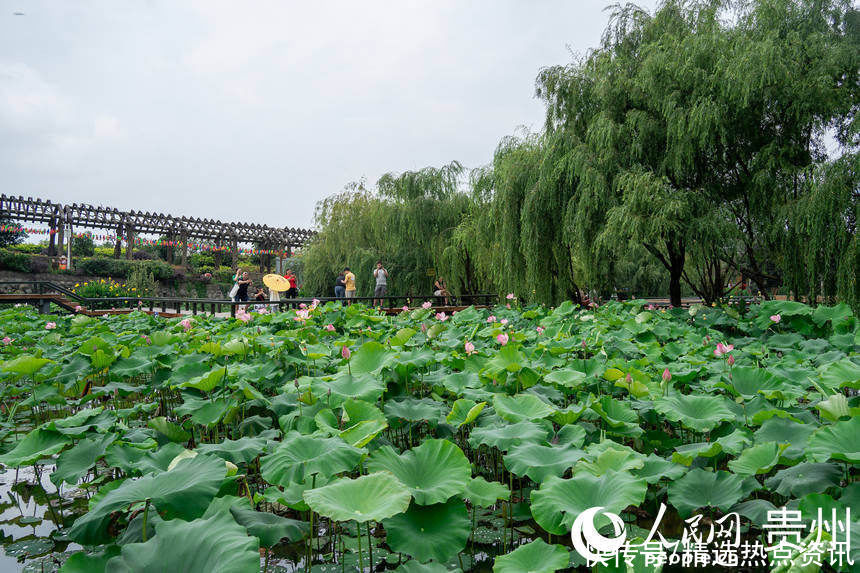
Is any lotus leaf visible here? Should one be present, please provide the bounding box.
[303,471,412,523]
[368,439,471,504]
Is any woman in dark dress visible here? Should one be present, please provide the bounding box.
[236,272,252,302]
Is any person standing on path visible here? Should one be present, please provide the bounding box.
[344,267,356,301]
[334,272,346,298]
[373,261,388,307]
[284,269,298,299]
[235,272,252,311]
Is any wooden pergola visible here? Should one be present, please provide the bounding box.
[0,194,315,270]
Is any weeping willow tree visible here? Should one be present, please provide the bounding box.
[304,0,857,308]
[301,163,472,297]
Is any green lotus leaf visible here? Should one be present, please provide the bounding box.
[729,367,800,400]
[176,366,226,393]
[446,399,486,428]
[765,462,843,498]
[147,417,191,442]
[806,416,860,463]
[468,421,550,452]
[816,393,859,422]
[668,469,758,518]
[487,344,526,374]
[389,327,418,347]
[322,372,386,406]
[493,538,569,573]
[544,368,587,389]
[2,354,54,377]
[0,428,70,467]
[110,354,154,379]
[590,396,643,436]
[576,446,645,477]
[195,436,267,464]
[340,419,388,448]
[367,439,471,505]
[384,499,470,563]
[385,397,443,422]
[51,432,116,487]
[493,393,555,423]
[303,471,412,523]
[395,561,454,573]
[633,454,688,484]
[68,454,227,545]
[343,398,386,425]
[503,443,585,483]
[530,470,647,535]
[59,547,121,573]
[753,418,813,460]
[727,441,786,476]
[350,340,393,374]
[105,510,259,573]
[261,433,363,486]
[714,428,753,455]
[818,358,860,391]
[462,476,510,507]
[729,499,780,526]
[230,505,309,547]
[655,393,736,433]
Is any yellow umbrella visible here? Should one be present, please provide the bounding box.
[263,274,291,292]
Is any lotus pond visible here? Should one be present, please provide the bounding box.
[0,299,857,572]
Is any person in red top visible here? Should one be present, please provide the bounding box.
[284,269,298,298]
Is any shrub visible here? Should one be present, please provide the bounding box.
[72,235,95,257]
[28,256,51,274]
[8,243,46,255]
[0,250,31,272]
[73,257,173,281]
[72,278,136,298]
[132,250,154,260]
[127,266,157,296]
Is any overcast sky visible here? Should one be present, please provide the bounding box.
[1,1,658,230]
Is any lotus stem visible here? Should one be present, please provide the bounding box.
[142,498,151,542]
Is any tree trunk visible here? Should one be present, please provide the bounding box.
[669,266,682,307]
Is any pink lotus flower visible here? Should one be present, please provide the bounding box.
[714,342,734,357]
[581,340,587,348]
[500,318,508,325]
[312,298,320,307]
[770,314,781,323]
[496,333,509,346]
[727,354,735,366]
[74,305,82,313]
[506,304,511,309]
[294,309,310,322]
[486,315,496,323]
[180,318,193,331]
[341,345,351,360]
[662,368,671,383]
[299,303,308,309]
[506,293,515,300]
[536,326,544,334]
[464,341,475,355]
[435,312,448,322]
[422,301,432,310]
[45,322,56,330]
[421,323,427,333]
[625,373,632,384]
[257,307,268,315]
[647,304,655,310]
[236,309,252,323]
[402,305,409,312]
[324,323,336,332]
[2,337,12,345]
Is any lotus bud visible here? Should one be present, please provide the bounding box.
[341,345,351,360]
[662,368,671,383]
[727,354,735,366]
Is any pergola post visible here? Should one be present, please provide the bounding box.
[113,224,123,258]
[181,230,189,268]
[231,237,238,272]
[125,225,135,259]
[56,220,65,260]
[214,237,222,268]
[67,220,74,270]
[47,216,57,256]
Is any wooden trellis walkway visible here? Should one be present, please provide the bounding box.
[0,194,315,268]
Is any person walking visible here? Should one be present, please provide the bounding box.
[235,272,252,312]
[344,267,356,300]
[334,271,346,298]
[373,261,388,307]
[284,269,298,299]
